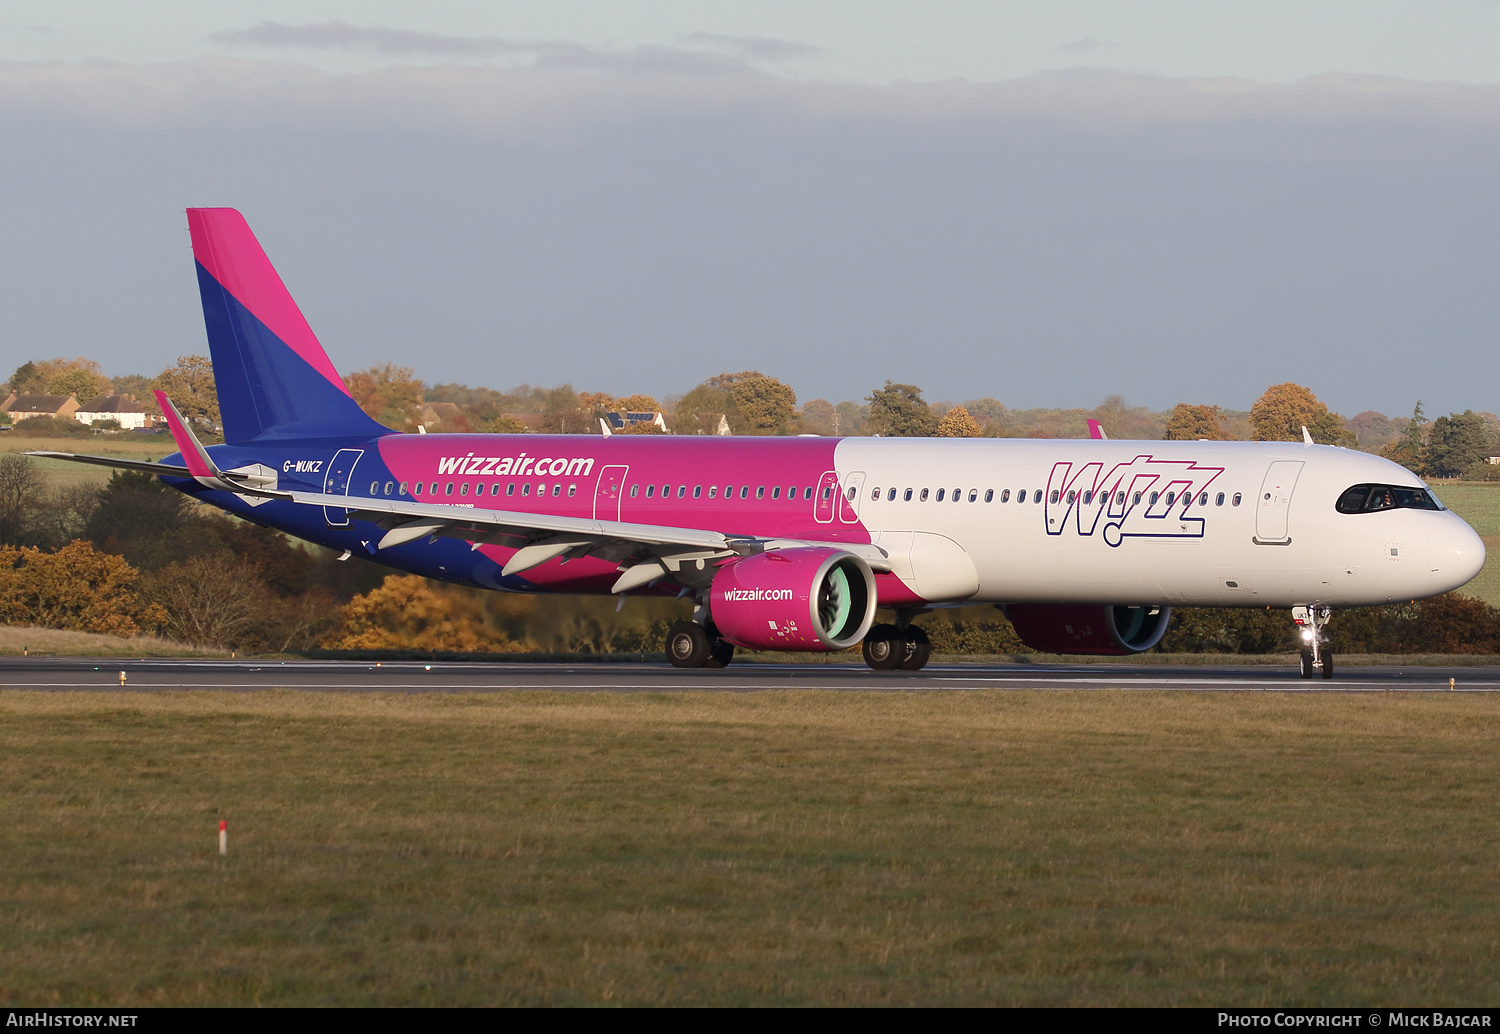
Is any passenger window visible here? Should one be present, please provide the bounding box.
[521,484,530,497]
[507,484,515,497]
[903,488,913,501]
[661,484,670,496]
[460,483,469,496]
[822,486,831,500]
[491,483,500,496]
[788,485,796,498]
[1036,491,1043,504]
[412,482,422,496]
[921,488,930,502]
[740,486,749,499]
[772,487,781,500]
[1067,490,1077,504]
[1132,492,1141,505]
[1016,490,1026,503]
[1150,492,1159,504]
[1199,492,1208,506]
[445,483,454,496]
[968,489,978,502]
[568,485,577,497]
[951,488,960,502]
[696,486,705,499]
[936,488,945,502]
[383,481,393,496]
[552,485,561,497]
[1232,493,1242,506]
[630,485,639,498]
[1049,490,1060,504]
[646,484,655,498]
[370,481,379,494]
[757,486,766,499]
[677,485,686,498]
[871,487,881,500]
[984,489,993,502]
[1000,489,1010,503]
[888,488,897,501]
[1082,490,1091,504]
[804,487,813,500]
[1116,491,1125,505]
[847,487,856,501]
[1216,492,1225,506]
[1165,491,1174,505]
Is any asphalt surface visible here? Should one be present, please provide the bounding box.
[0,657,1496,692]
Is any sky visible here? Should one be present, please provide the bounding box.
[3,2,1500,416]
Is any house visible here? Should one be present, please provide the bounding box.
[417,402,462,429]
[1,392,79,423]
[603,410,669,433]
[74,395,151,430]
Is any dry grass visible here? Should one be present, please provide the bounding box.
[0,625,225,657]
[1,690,1497,1006]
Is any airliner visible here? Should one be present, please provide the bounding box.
[33,209,1487,678]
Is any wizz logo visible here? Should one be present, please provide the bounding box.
[1045,455,1224,548]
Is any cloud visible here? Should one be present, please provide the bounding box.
[679,32,823,63]
[207,22,819,75]
[1060,37,1114,53]
[208,21,528,59]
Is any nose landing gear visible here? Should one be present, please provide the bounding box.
[1293,605,1333,680]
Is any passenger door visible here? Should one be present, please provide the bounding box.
[322,449,363,527]
[839,471,866,524]
[1254,460,1303,545]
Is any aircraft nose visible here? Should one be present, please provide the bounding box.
[1429,516,1487,594]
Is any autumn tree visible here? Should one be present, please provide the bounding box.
[344,363,424,432]
[615,394,661,413]
[936,405,982,437]
[0,541,165,636]
[46,366,111,404]
[1249,383,1356,447]
[1164,403,1234,441]
[1380,401,1427,472]
[867,381,939,437]
[800,398,837,435]
[154,355,219,429]
[324,574,518,653]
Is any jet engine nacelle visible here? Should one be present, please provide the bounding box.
[1005,603,1172,656]
[711,547,877,652]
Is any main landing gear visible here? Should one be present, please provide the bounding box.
[666,620,735,669]
[862,615,932,671]
[1293,605,1333,680]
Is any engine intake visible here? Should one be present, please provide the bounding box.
[711,547,877,652]
[1005,603,1171,655]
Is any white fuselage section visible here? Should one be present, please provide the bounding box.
[832,438,1485,608]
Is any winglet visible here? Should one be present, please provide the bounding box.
[599,418,612,437]
[1087,419,1108,440]
[154,390,222,479]
[1301,425,1314,446]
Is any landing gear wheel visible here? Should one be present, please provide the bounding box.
[862,623,902,670]
[1300,649,1314,680]
[667,621,711,668]
[705,635,735,669]
[898,627,932,671]
[1320,650,1333,680]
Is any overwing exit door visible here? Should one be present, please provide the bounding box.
[1254,460,1303,545]
[594,465,628,521]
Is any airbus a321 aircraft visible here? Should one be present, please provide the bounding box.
[35,209,1487,677]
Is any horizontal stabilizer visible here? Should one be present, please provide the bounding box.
[24,451,192,479]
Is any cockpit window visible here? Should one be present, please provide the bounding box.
[1336,483,1445,514]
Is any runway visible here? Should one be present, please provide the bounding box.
[0,656,1496,692]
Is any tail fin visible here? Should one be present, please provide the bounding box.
[187,208,389,443]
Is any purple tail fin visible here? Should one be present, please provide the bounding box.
[188,208,388,443]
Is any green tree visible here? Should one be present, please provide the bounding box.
[1249,383,1356,447]
[867,381,939,437]
[1164,403,1233,441]
[728,375,797,434]
[1423,410,1493,478]
[7,361,39,394]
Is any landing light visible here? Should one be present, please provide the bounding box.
[1301,629,1314,642]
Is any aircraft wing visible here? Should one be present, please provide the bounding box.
[29,446,888,591]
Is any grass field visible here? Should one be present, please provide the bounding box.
[1,434,175,492]
[2,690,1497,1006]
[0,625,223,658]
[1433,483,1500,607]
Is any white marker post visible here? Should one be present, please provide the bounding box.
[219,820,227,855]
[119,671,126,686]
